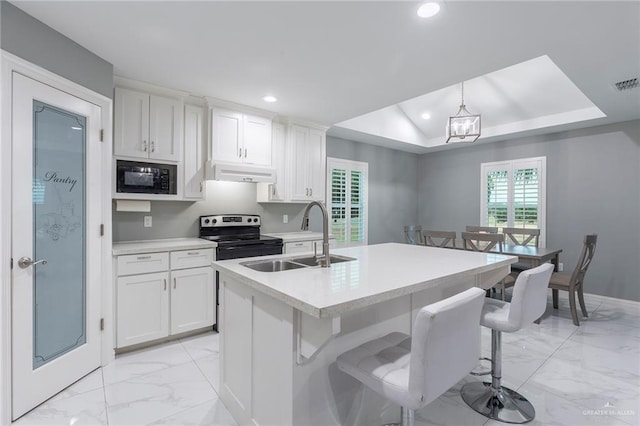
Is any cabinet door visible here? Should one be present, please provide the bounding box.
[308,128,326,202]
[267,122,286,201]
[284,241,313,254]
[211,108,243,164]
[114,88,149,159]
[116,272,169,348]
[288,124,310,201]
[170,267,215,335]
[183,104,205,199]
[243,115,271,166]
[149,95,182,162]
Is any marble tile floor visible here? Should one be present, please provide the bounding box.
[13,293,640,426]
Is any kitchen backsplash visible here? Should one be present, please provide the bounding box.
[111,180,323,242]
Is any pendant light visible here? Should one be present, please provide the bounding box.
[446,81,481,143]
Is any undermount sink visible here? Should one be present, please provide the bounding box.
[291,254,356,267]
[240,254,356,272]
[240,259,306,272]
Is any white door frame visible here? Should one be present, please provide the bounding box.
[0,50,114,424]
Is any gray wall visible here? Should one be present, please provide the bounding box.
[327,136,419,244]
[1,2,113,99]
[417,120,640,302]
[112,181,325,241]
[113,137,420,245]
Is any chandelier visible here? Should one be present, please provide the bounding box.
[446,81,481,143]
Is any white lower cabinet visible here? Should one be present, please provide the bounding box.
[170,267,215,335]
[115,248,215,349]
[117,271,170,348]
[283,238,337,254]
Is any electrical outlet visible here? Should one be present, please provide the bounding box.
[283,214,288,224]
[558,262,564,272]
[144,216,152,227]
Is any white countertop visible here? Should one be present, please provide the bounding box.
[213,242,516,318]
[263,231,332,242]
[112,238,217,255]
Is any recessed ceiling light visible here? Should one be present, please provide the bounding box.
[417,2,441,18]
[263,95,277,103]
[421,112,431,120]
[71,126,82,130]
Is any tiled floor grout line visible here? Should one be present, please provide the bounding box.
[100,367,111,426]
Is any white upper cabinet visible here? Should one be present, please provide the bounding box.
[243,115,272,165]
[183,104,206,200]
[211,108,243,163]
[256,122,286,202]
[288,124,326,202]
[210,107,272,167]
[114,87,182,162]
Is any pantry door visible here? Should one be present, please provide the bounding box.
[11,73,102,419]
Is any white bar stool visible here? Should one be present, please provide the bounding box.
[336,287,486,426]
[460,263,554,423]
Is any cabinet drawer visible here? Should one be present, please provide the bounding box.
[171,248,214,270]
[117,252,169,276]
[284,241,313,254]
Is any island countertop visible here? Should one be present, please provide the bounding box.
[213,242,516,318]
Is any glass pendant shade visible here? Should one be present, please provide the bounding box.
[446,83,481,143]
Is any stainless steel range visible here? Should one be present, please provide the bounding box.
[199,214,283,259]
[199,214,283,331]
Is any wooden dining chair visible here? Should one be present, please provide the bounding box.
[548,234,597,326]
[404,225,423,245]
[422,230,457,248]
[462,232,515,300]
[465,225,499,234]
[503,227,541,272]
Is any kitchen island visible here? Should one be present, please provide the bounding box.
[213,243,516,426]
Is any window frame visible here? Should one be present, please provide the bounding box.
[326,157,369,247]
[480,156,547,247]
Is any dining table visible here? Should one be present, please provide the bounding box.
[449,240,563,271]
[499,244,563,270]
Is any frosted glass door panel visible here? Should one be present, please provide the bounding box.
[32,100,86,369]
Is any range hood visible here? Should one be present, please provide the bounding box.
[207,161,276,183]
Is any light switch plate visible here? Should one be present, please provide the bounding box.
[283,214,288,224]
[144,216,152,227]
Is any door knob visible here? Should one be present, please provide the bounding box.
[18,257,48,269]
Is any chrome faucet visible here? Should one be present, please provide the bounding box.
[301,201,331,267]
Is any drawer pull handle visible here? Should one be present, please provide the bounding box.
[137,255,152,260]
[173,277,177,289]
[164,279,167,291]
[187,252,200,256]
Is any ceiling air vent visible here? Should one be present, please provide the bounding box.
[614,78,639,91]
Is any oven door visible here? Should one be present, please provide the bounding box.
[216,243,283,260]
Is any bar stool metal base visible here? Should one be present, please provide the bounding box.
[460,381,535,424]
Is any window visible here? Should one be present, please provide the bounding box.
[327,158,368,247]
[481,156,546,246]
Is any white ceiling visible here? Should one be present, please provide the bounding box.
[12,1,640,154]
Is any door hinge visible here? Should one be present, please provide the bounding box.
[100,318,105,331]
[100,129,104,142]
[100,224,104,236]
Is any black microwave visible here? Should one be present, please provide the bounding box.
[116,160,177,195]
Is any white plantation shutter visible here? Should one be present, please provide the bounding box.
[331,168,347,243]
[513,167,539,229]
[481,157,546,246]
[327,158,368,247]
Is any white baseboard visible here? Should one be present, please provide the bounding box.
[584,292,640,308]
